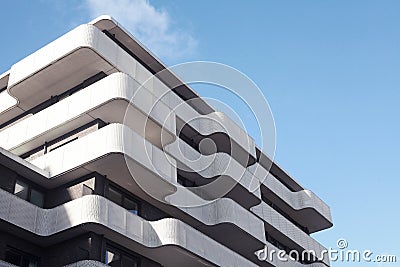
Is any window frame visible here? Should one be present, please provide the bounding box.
[105,182,141,216]
[4,246,38,267]
[104,243,140,267]
[13,177,45,208]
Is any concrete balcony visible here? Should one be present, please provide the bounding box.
[251,202,329,266]
[0,189,257,267]
[166,137,332,232]
[24,123,267,264]
[1,21,257,164]
[0,72,175,155]
[248,164,332,232]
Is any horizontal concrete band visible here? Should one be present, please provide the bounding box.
[0,17,332,267]
[0,71,331,227]
[0,21,330,226]
[0,260,107,267]
[2,23,256,160]
[27,123,329,264]
[0,189,257,267]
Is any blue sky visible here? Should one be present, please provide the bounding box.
[1,1,399,266]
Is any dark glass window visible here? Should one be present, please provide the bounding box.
[108,187,123,206]
[13,179,44,208]
[0,174,13,193]
[30,189,44,207]
[105,246,138,267]
[106,185,139,215]
[106,249,121,267]
[5,247,38,267]
[14,180,29,200]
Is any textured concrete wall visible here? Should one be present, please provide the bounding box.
[0,189,257,267]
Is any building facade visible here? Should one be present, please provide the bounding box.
[0,16,332,267]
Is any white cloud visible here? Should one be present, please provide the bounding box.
[84,0,197,62]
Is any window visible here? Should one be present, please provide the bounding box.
[14,180,29,200]
[30,189,44,207]
[108,187,122,205]
[106,249,121,267]
[105,246,138,267]
[5,247,38,267]
[124,198,139,215]
[13,179,44,207]
[21,119,106,161]
[106,185,139,215]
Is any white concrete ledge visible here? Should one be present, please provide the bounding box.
[28,123,267,246]
[0,72,175,155]
[166,138,330,263]
[0,19,331,230]
[0,260,18,267]
[0,16,332,267]
[0,189,257,267]
[3,22,256,161]
[166,137,332,229]
[27,123,328,261]
[251,202,329,265]
[64,261,108,267]
[248,164,332,225]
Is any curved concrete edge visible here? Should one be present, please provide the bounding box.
[89,15,257,159]
[28,123,267,245]
[29,123,176,183]
[166,137,332,227]
[90,15,216,117]
[164,138,261,197]
[1,18,330,229]
[27,123,329,261]
[0,190,257,267]
[3,24,115,117]
[180,197,266,243]
[8,24,111,89]
[0,260,18,267]
[0,90,18,116]
[251,202,330,266]
[87,17,328,215]
[0,260,110,267]
[248,164,332,224]
[2,21,256,161]
[0,72,176,155]
[0,147,50,178]
[64,260,108,267]
[165,139,330,264]
[2,63,331,229]
[151,84,257,160]
[5,23,148,115]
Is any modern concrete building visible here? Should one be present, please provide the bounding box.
[0,16,332,267]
